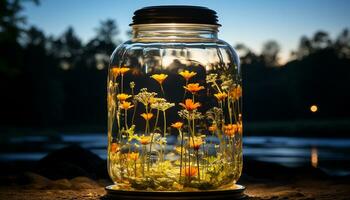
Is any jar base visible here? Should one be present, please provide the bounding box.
[105,184,246,199]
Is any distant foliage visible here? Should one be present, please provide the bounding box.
[0,0,349,129]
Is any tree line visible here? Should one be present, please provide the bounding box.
[1,0,350,131]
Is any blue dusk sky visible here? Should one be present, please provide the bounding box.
[22,0,350,63]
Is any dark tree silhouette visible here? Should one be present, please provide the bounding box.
[293,36,313,59]
[312,31,332,50]
[261,40,281,66]
[55,26,83,70]
[94,19,119,45]
[335,28,350,58]
[235,43,261,65]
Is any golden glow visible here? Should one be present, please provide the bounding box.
[311,147,318,168]
[310,105,318,113]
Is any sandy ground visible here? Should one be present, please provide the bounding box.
[0,178,349,200]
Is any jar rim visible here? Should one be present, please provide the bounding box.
[131,23,220,30]
[130,5,221,26]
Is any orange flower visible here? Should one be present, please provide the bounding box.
[117,93,132,101]
[110,142,120,153]
[127,152,139,161]
[229,85,242,100]
[189,136,203,150]
[214,92,228,101]
[224,124,238,137]
[111,68,121,77]
[120,101,134,110]
[140,135,151,145]
[182,166,198,177]
[119,67,130,75]
[208,124,217,132]
[111,67,130,77]
[151,74,168,85]
[179,70,197,81]
[183,83,204,94]
[179,99,201,111]
[141,113,153,120]
[171,122,183,129]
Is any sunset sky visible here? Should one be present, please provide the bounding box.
[23,0,350,64]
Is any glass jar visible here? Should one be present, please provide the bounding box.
[107,6,242,192]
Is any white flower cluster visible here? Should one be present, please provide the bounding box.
[134,88,157,106]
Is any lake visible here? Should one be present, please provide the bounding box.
[1,133,349,176]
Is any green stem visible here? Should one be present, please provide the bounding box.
[202,144,206,180]
[145,105,149,134]
[134,160,137,177]
[160,84,165,98]
[116,110,121,141]
[121,75,124,93]
[131,102,137,125]
[219,101,226,124]
[153,109,160,132]
[213,81,222,93]
[163,111,167,136]
[196,149,200,181]
[183,80,188,100]
[232,100,238,123]
[124,109,128,130]
[113,76,119,94]
[228,98,233,124]
[187,119,192,184]
[237,97,241,119]
[146,120,149,135]
[179,130,183,181]
[142,145,146,177]
[148,133,154,171]
[131,87,136,125]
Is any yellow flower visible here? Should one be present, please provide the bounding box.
[208,124,217,132]
[179,99,201,111]
[179,70,197,81]
[117,93,132,101]
[229,85,242,100]
[127,152,139,161]
[214,92,228,101]
[120,101,134,110]
[183,83,204,94]
[182,166,198,177]
[151,74,168,85]
[189,136,203,150]
[171,122,184,129]
[140,135,151,145]
[141,113,153,120]
[119,67,130,75]
[224,124,238,137]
